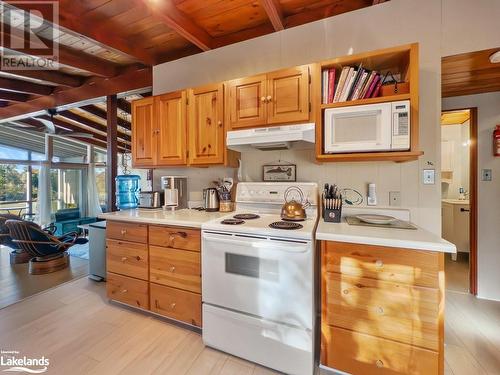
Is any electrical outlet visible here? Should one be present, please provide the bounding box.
[389,191,401,206]
[423,169,435,185]
[482,169,492,181]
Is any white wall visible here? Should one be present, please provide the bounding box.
[152,0,500,238]
[441,121,470,199]
[443,92,500,301]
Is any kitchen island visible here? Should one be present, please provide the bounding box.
[317,218,455,375]
[98,208,227,328]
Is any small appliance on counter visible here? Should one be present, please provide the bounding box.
[322,183,342,223]
[281,186,309,221]
[161,176,187,211]
[203,188,220,212]
[138,191,163,209]
[115,174,141,210]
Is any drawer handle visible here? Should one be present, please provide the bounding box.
[169,231,187,239]
[170,266,176,273]
[121,257,128,262]
[120,229,127,235]
[376,360,384,368]
[375,259,384,268]
[376,306,384,315]
[170,303,176,310]
[155,299,159,309]
[121,289,128,294]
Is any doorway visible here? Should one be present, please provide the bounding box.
[440,108,478,294]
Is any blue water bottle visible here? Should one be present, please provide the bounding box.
[115,175,141,210]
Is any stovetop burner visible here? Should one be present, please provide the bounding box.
[221,218,245,225]
[269,221,304,230]
[233,213,260,220]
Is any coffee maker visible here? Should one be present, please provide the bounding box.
[160,176,188,211]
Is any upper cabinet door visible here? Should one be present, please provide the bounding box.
[132,97,156,167]
[227,75,267,129]
[188,83,225,165]
[267,65,310,124]
[156,91,187,166]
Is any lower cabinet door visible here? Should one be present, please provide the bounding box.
[150,283,201,327]
[106,272,149,309]
[322,325,439,375]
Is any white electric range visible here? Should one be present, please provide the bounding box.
[201,182,318,375]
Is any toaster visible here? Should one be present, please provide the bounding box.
[138,191,163,208]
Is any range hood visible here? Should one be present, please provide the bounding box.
[226,123,315,152]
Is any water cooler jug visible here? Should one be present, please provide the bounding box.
[115,175,141,210]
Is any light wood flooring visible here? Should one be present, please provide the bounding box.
[445,252,469,293]
[1,277,499,375]
[0,245,88,309]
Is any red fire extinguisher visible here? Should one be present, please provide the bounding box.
[495,125,500,157]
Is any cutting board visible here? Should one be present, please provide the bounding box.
[345,216,417,230]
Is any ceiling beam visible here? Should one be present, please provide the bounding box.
[80,105,131,130]
[138,0,213,51]
[0,24,120,77]
[117,98,131,114]
[8,2,156,66]
[0,67,152,122]
[260,0,285,31]
[1,70,82,88]
[0,90,31,102]
[0,77,53,96]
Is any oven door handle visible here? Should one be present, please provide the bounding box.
[203,234,309,253]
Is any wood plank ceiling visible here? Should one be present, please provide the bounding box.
[442,47,500,97]
[0,0,380,151]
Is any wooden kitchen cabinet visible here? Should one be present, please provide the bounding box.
[320,241,445,375]
[227,65,311,130]
[131,97,155,167]
[187,83,225,165]
[156,91,188,166]
[131,92,187,167]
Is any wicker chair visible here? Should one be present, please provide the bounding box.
[5,219,88,274]
[0,214,32,264]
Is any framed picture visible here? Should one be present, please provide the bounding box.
[263,164,296,182]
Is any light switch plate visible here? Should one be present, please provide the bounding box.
[389,191,401,206]
[482,169,492,181]
[423,169,435,184]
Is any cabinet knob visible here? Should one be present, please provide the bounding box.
[121,256,128,262]
[218,120,223,127]
[376,306,384,315]
[120,229,127,235]
[261,96,266,102]
[266,95,272,102]
[342,289,349,295]
[375,259,384,268]
[170,266,176,273]
[121,289,128,294]
[170,303,176,310]
[376,360,384,368]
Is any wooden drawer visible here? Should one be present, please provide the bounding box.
[150,283,201,327]
[322,325,439,375]
[107,221,148,243]
[106,239,148,280]
[106,272,149,309]
[150,246,201,293]
[323,241,440,288]
[324,272,441,350]
[149,226,200,252]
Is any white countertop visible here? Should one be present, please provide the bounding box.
[99,208,228,228]
[316,219,456,253]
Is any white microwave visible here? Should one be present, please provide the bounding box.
[324,100,410,153]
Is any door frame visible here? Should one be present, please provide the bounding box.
[441,107,478,295]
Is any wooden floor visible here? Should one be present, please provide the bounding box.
[1,277,499,375]
[0,245,89,309]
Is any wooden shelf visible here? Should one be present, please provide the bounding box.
[320,93,410,109]
[316,150,424,163]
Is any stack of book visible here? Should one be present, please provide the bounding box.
[322,64,384,104]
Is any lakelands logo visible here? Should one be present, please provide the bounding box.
[0,1,59,70]
[0,350,49,373]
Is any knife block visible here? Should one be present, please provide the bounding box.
[323,207,342,223]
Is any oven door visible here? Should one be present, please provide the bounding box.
[202,231,314,329]
[324,102,392,153]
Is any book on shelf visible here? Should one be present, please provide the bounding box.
[327,69,335,103]
[333,67,349,103]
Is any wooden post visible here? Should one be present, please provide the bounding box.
[106,95,118,212]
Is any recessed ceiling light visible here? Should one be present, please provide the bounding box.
[489,50,500,64]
